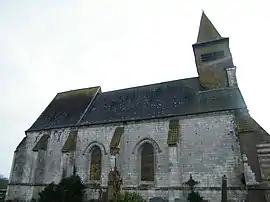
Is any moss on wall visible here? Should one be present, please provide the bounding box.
[167,119,180,146]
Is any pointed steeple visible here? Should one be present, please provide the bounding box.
[192,12,235,90]
[197,12,222,43]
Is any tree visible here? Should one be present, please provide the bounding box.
[115,192,146,202]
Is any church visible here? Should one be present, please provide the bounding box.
[6,12,270,202]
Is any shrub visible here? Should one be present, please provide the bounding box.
[115,191,146,202]
[187,191,207,202]
[38,175,85,202]
[57,175,85,202]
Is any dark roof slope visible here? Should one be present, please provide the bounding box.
[80,77,246,125]
[27,87,100,131]
[27,77,247,132]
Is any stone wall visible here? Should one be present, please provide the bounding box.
[6,111,247,201]
[193,38,234,89]
[5,185,34,201]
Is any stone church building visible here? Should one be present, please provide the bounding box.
[6,12,270,202]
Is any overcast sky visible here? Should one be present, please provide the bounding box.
[1,0,270,177]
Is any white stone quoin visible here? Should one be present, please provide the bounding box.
[110,155,116,170]
[226,66,238,87]
[242,154,258,185]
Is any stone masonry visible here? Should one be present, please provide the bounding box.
[6,111,247,201]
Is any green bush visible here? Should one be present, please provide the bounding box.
[38,175,85,202]
[115,191,146,202]
[187,191,207,202]
[38,182,57,202]
[58,175,85,202]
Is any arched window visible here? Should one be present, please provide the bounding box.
[90,146,102,180]
[141,143,154,181]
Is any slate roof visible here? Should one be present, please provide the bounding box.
[27,87,100,132]
[80,77,246,125]
[26,77,247,132]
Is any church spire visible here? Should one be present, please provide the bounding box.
[193,11,236,89]
[197,11,222,43]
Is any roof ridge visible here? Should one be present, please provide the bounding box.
[77,86,101,124]
[198,86,239,94]
[57,86,100,95]
[100,77,199,95]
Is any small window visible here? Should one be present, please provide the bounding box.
[201,51,225,62]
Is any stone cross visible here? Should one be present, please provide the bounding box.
[107,154,122,201]
[184,174,200,191]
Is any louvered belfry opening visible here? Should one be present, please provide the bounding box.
[201,50,225,62]
[90,146,102,180]
[141,143,154,182]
